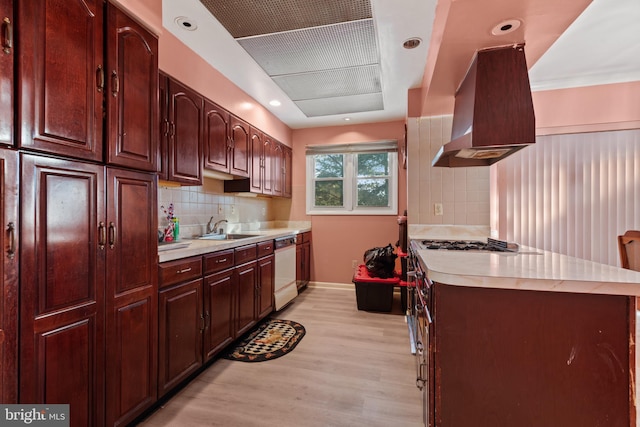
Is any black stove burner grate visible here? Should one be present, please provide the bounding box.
[419,239,508,252]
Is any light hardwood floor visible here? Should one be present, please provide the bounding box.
[138,283,423,427]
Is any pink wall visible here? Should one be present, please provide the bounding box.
[286,121,407,284]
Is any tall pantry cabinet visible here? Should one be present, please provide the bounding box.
[0,0,18,406]
[16,1,159,426]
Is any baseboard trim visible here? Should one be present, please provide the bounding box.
[307,281,354,291]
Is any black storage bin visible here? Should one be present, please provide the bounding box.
[353,265,399,312]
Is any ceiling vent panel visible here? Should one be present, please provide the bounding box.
[199,0,372,38]
[237,19,378,76]
[272,65,381,100]
[295,93,383,117]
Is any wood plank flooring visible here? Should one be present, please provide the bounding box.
[137,283,423,426]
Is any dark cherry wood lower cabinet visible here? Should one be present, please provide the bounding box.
[432,284,632,427]
[158,278,204,397]
[203,269,235,360]
[256,254,274,320]
[235,261,258,337]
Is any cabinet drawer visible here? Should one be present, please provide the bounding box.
[257,240,274,258]
[303,232,311,243]
[235,244,257,265]
[295,234,303,244]
[159,256,203,288]
[204,249,235,274]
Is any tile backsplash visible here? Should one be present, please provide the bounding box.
[158,178,272,239]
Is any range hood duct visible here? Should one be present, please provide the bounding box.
[432,44,535,167]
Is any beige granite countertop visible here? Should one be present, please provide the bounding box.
[158,226,311,263]
[409,224,640,297]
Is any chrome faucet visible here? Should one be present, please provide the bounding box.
[206,217,227,234]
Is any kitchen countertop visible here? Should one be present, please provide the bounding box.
[410,225,640,297]
[158,227,311,263]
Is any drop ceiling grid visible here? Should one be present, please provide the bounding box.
[199,0,372,38]
[272,65,382,100]
[237,19,379,76]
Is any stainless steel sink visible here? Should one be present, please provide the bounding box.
[198,233,259,241]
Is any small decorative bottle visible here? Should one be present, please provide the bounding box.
[172,217,180,241]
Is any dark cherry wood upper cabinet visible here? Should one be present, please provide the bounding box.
[105,168,157,426]
[166,77,203,185]
[157,73,169,180]
[20,153,106,427]
[262,135,275,195]
[272,143,283,197]
[249,127,263,192]
[0,0,13,147]
[229,115,250,178]
[18,0,104,162]
[0,148,18,403]
[105,4,158,172]
[282,144,292,198]
[203,98,231,174]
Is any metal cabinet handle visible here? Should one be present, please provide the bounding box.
[216,258,227,263]
[177,267,192,274]
[204,311,210,330]
[200,313,205,333]
[98,222,106,250]
[111,71,119,97]
[2,17,12,55]
[108,222,116,249]
[96,65,104,92]
[7,222,15,259]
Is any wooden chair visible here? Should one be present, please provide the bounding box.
[618,230,640,271]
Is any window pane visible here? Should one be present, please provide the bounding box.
[357,178,389,207]
[357,153,388,177]
[315,181,343,206]
[315,154,344,178]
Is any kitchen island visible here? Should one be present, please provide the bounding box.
[409,226,640,427]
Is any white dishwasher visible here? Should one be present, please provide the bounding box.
[274,235,298,310]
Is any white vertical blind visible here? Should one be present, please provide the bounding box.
[494,129,640,267]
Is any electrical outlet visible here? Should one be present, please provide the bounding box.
[434,203,443,216]
[352,259,359,269]
[262,207,266,216]
[218,205,223,215]
[231,205,235,214]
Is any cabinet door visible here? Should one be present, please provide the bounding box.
[105,169,157,426]
[203,269,235,361]
[229,115,250,178]
[18,0,104,161]
[296,243,303,288]
[249,128,263,192]
[158,72,169,181]
[158,278,203,397]
[105,4,159,172]
[283,145,293,198]
[167,78,203,184]
[302,242,311,285]
[0,0,13,147]
[262,135,274,195]
[20,154,105,427]
[0,148,17,403]
[235,261,257,336]
[272,143,283,196]
[257,255,274,320]
[203,99,231,174]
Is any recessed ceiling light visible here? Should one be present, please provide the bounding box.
[269,100,281,107]
[344,117,351,121]
[491,19,521,36]
[403,38,422,49]
[175,16,197,31]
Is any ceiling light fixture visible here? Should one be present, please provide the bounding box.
[175,16,197,31]
[269,100,281,107]
[344,117,351,121]
[491,19,521,36]
[403,38,422,49]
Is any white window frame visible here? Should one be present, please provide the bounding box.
[305,141,398,216]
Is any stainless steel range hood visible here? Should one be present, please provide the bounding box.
[432,44,535,167]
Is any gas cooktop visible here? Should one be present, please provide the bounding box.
[415,238,517,252]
